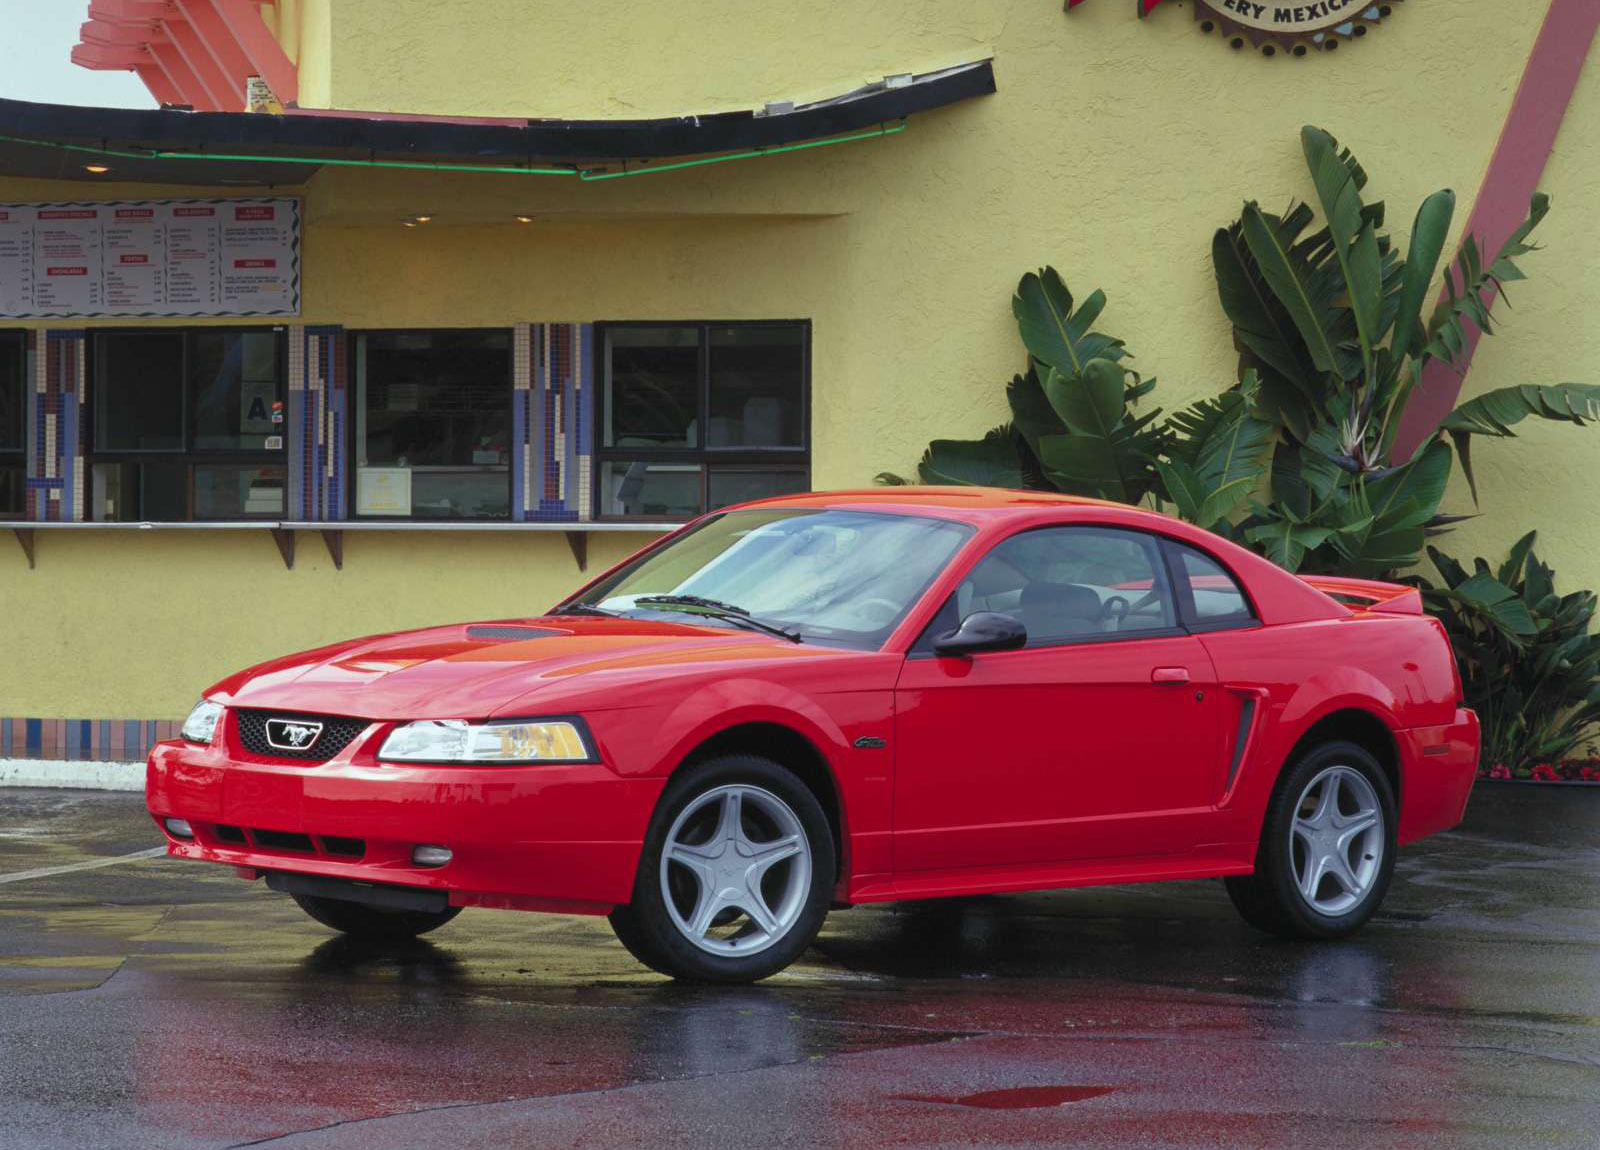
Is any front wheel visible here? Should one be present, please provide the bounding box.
[1225,740,1396,939]
[292,893,462,940]
[609,755,835,982]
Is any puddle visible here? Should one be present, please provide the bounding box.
[894,1085,1117,1109]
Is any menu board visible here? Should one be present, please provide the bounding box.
[0,198,300,319]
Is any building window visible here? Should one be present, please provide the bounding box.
[352,330,512,520]
[89,329,286,521]
[0,333,23,519]
[596,321,809,519]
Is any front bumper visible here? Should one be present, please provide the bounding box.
[147,734,664,912]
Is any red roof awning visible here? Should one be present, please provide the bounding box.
[71,0,298,111]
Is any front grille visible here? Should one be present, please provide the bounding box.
[234,709,370,762]
[206,823,367,860]
[253,828,315,852]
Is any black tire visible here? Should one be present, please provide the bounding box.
[609,754,835,983]
[1225,740,1397,940]
[292,893,462,940]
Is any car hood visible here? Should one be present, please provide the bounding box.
[207,615,851,719]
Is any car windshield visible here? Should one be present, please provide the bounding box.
[564,508,974,649]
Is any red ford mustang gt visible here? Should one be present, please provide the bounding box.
[149,488,1479,982]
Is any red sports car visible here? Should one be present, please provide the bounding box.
[149,488,1479,982]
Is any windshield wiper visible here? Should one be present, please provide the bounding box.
[634,595,802,643]
[547,603,619,618]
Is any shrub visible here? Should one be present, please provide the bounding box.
[1412,532,1600,770]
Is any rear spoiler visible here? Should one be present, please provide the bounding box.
[1298,575,1423,616]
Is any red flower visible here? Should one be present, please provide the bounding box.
[1488,763,1512,780]
[1530,764,1560,781]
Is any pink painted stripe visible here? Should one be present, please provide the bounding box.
[1394,0,1600,459]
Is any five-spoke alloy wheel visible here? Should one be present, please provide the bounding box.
[610,755,834,982]
[1225,740,1397,939]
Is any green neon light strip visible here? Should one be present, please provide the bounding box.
[576,122,907,180]
[0,119,907,182]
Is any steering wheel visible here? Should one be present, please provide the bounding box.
[840,597,902,629]
[1101,595,1130,629]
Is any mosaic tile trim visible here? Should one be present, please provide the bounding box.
[0,717,182,763]
[512,322,532,519]
[526,322,591,523]
[25,331,87,521]
[291,326,344,520]
[285,322,306,517]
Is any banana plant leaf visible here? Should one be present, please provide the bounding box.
[1363,438,1452,534]
[1434,572,1538,637]
[1011,268,1126,377]
[1161,387,1273,527]
[1244,518,1334,572]
[1425,193,1550,368]
[914,424,1029,487]
[1239,202,1358,382]
[1439,382,1600,502]
[1301,127,1384,370]
[1006,368,1065,458]
[1033,360,1163,503]
[1389,189,1456,361]
[1212,209,1324,424]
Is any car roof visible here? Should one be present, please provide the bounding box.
[721,486,1351,627]
[730,486,1134,524]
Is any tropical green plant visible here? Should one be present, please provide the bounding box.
[888,126,1600,582]
[879,267,1273,533]
[1211,126,1600,576]
[1411,533,1600,770]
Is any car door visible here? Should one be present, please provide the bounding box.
[892,525,1230,873]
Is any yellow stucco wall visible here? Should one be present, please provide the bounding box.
[4,0,1597,724]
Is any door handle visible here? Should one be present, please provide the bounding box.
[1151,666,1190,684]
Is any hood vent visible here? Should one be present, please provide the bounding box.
[465,625,560,640]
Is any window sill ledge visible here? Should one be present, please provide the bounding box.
[7,520,680,572]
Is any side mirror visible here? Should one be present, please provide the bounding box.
[933,611,1027,657]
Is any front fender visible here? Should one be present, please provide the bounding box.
[649,678,855,778]
[583,671,897,886]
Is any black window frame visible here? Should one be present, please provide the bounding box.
[592,319,811,522]
[86,325,289,522]
[1158,537,1261,633]
[345,326,516,523]
[912,524,1188,654]
[912,525,1261,655]
[0,330,24,521]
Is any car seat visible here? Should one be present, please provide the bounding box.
[1020,582,1104,641]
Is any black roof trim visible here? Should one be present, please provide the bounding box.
[0,59,994,177]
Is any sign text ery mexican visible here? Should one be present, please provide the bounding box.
[1208,0,1367,31]
[0,198,301,319]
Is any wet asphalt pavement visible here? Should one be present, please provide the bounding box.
[0,785,1596,1149]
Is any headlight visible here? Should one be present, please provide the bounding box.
[377,718,593,763]
[180,699,224,745]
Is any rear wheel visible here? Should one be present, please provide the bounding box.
[609,755,834,982]
[292,893,462,940]
[1225,740,1396,940]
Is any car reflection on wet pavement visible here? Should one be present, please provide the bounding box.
[1,785,1596,1148]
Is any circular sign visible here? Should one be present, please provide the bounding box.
[1194,0,1400,56]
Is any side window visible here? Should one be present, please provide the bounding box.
[926,526,1177,648]
[1171,543,1255,626]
